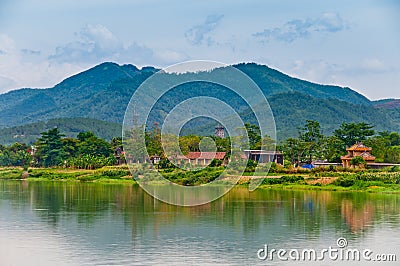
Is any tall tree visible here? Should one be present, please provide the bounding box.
[321,136,346,163]
[244,123,261,150]
[0,142,31,166]
[214,136,231,153]
[365,131,400,163]
[0,150,11,166]
[334,122,375,147]
[111,137,123,150]
[385,146,400,163]
[179,135,200,154]
[299,120,324,162]
[61,138,79,158]
[77,131,112,157]
[7,143,31,167]
[124,127,148,163]
[35,128,66,167]
[281,137,310,166]
[145,123,162,156]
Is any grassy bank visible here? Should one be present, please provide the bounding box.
[0,166,136,184]
[253,172,400,193]
[1,166,400,193]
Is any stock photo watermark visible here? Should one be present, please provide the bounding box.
[122,60,276,206]
[257,237,397,262]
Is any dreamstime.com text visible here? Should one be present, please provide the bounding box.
[257,238,397,262]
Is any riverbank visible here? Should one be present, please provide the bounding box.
[1,166,400,193]
[0,166,136,184]
[240,172,400,193]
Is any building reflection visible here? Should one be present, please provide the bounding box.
[341,199,374,233]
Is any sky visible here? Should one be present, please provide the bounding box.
[0,0,399,100]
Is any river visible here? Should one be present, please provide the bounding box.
[0,180,399,265]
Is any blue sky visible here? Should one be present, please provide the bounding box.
[0,0,399,100]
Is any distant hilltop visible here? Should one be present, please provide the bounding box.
[0,61,399,144]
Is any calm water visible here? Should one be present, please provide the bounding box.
[0,180,399,266]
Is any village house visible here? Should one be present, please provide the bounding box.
[341,142,375,168]
[177,151,227,166]
[150,155,161,164]
[242,150,284,165]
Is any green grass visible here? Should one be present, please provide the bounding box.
[1,166,400,193]
[0,166,134,183]
[0,168,23,179]
[258,183,400,193]
[256,173,400,193]
[157,167,225,186]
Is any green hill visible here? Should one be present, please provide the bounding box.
[235,63,371,105]
[0,61,399,143]
[268,92,400,140]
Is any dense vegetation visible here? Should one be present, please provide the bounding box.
[0,128,122,169]
[280,120,400,165]
[1,120,400,192]
[0,166,132,182]
[1,62,400,143]
[1,119,399,174]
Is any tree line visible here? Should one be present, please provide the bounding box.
[280,120,400,166]
[1,120,399,169]
[0,128,121,169]
[125,121,400,167]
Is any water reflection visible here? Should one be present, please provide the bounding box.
[0,180,399,265]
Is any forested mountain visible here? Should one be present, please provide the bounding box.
[235,63,371,105]
[268,92,400,140]
[0,62,399,144]
[0,63,156,127]
[372,99,400,109]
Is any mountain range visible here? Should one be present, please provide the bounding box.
[0,62,399,144]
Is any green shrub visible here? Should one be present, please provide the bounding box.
[333,176,355,187]
[0,169,22,179]
[78,175,98,182]
[99,169,130,179]
[350,156,366,167]
[262,175,304,185]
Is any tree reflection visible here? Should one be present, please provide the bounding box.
[1,181,399,241]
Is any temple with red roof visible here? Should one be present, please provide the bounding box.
[341,142,375,168]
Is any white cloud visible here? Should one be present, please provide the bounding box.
[185,14,224,46]
[336,59,393,76]
[0,34,15,53]
[281,58,397,100]
[0,33,83,94]
[361,58,390,73]
[253,12,348,43]
[123,43,154,65]
[48,24,186,66]
[0,75,16,89]
[49,24,124,63]
[0,27,190,94]
[154,50,189,64]
[288,58,393,85]
[287,59,342,85]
